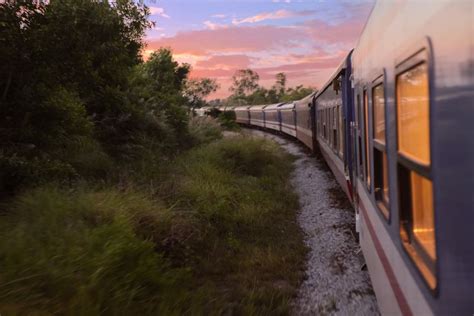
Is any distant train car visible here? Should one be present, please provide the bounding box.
[263,103,285,132]
[278,102,296,137]
[314,52,353,200]
[249,105,267,128]
[234,106,251,124]
[295,92,316,150]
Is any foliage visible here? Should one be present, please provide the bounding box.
[0,137,306,315]
[188,116,223,145]
[0,186,192,315]
[227,70,315,106]
[184,78,220,110]
[0,0,154,192]
[274,72,287,97]
[127,48,192,155]
[218,111,239,130]
[229,69,260,99]
[281,85,315,102]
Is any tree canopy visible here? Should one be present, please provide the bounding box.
[0,0,194,192]
[223,69,316,106]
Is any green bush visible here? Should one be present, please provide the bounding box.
[188,116,223,145]
[218,110,239,130]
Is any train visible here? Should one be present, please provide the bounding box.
[231,1,474,315]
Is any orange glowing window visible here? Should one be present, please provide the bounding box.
[372,82,389,217]
[397,59,436,290]
[410,172,436,261]
[373,84,385,143]
[364,90,371,188]
[397,63,430,166]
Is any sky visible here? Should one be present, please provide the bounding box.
[143,0,375,99]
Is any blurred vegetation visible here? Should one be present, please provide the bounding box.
[0,137,306,315]
[0,1,307,314]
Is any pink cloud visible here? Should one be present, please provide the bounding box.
[195,55,253,70]
[232,9,315,25]
[147,25,307,55]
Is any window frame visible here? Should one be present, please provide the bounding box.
[356,94,363,179]
[371,74,390,220]
[395,45,438,293]
[363,89,371,192]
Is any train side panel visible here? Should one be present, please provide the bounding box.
[351,1,474,315]
[278,103,296,137]
[295,93,315,150]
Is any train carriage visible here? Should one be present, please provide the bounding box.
[234,106,251,125]
[314,52,354,201]
[249,105,267,128]
[295,92,316,150]
[263,103,285,131]
[278,102,296,137]
[347,1,474,315]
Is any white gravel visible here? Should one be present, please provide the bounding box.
[246,129,379,316]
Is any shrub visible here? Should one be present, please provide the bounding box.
[218,110,239,130]
[188,116,222,145]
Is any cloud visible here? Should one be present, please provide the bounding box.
[195,54,254,70]
[147,25,307,55]
[144,3,373,100]
[148,7,170,19]
[211,14,227,19]
[232,9,314,25]
[203,20,227,30]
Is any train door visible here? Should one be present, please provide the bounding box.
[351,92,361,232]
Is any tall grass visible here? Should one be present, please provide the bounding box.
[0,136,306,315]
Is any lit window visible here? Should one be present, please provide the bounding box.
[373,84,386,143]
[397,61,436,289]
[372,83,389,217]
[364,90,371,188]
[339,106,344,158]
[397,63,430,166]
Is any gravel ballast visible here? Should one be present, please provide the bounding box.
[247,129,379,316]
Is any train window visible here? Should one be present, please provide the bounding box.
[338,106,344,158]
[397,63,430,166]
[323,109,326,139]
[397,61,436,290]
[363,90,371,189]
[357,94,363,179]
[326,109,329,142]
[332,107,337,150]
[320,111,322,136]
[372,83,389,218]
[373,84,386,143]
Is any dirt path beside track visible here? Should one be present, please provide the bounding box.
[246,129,379,316]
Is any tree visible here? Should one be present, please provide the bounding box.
[0,0,153,191]
[184,78,220,112]
[274,73,286,97]
[128,48,191,149]
[229,69,260,97]
[281,85,316,102]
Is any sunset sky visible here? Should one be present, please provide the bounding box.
[143,0,374,99]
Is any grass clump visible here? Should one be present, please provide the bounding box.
[170,137,306,314]
[0,136,306,315]
[0,187,193,315]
